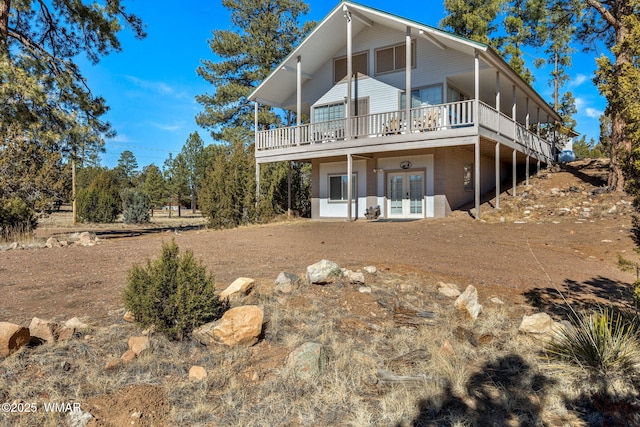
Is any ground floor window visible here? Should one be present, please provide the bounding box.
[329,174,357,201]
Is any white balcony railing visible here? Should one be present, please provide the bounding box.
[256,99,552,162]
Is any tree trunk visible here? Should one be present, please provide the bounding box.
[0,0,9,52]
[608,22,631,192]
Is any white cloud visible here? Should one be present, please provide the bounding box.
[569,74,589,88]
[124,75,176,96]
[149,121,186,132]
[109,134,131,143]
[585,107,603,119]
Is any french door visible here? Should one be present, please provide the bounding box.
[387,172,425,218]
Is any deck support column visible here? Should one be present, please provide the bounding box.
[474,51,480,130]
[296,55,302,145]
[526,154,530,186]
[537,159,541,175]
[495,71,501,135]
[255,101,260,208]
[256,162,261,209]
[345,7,352,141]
[405,26,412,132]
[475,138,480,219]
[287,161,292,218]
[495,142,500,209]
[512,149,517,197]
[347,153,353,221]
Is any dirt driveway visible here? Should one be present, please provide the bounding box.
[1,208,636,324]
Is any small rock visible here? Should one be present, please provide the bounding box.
[76,231,98,246]
[490,297,504,304]
[123,311,135,323]
[306,259,341,285]
[358,286,372,294]
[67,408,93,427]
[120,349,137,363]
[45,237,62,248]
[454,286,483,319]
[274,272,300,294]
[104,357,120,370]
[437,282,461,298]
[608,205,617,214]
[57,326,76,341]
[219,277,255,301]
[286,342,328,378]
[519,313,554,334]
[348,271,365,285]
[363,266,377,274]
[65,317,89,330]
[29,317,61,343]
[0,322,30,357]
[189,365,208,381]
[128,336,150,356]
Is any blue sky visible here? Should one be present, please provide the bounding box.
[84,1,607,168]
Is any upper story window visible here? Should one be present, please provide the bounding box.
[313,102,345,123]
[334,51,368,84]
[400,84,443,109]
[375,40,416,75]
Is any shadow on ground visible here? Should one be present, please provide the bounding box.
[523,276,634,318]
[404,354,552,426]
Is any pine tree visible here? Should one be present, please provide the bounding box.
[0,0,144,213]
[140,164,166,213]
[179,132,206,213]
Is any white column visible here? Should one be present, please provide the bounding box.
[296,55,302,145]
[525,97,530,128]
[254,102,260,208]
[475,138,481,219]
[526,155,530,186]
[347,153,353,221]
[495,71,501,135]
[406,26,412,132]
[512,149,517,197]
[495,142,500,209]
[474,51,480,129]
[287,161,292,217]
[346,10,352,141]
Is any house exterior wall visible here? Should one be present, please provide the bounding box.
[283,21,481,113]
[317,160,368,218]
[311,145,504,220]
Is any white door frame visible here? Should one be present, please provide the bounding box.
[386,170,426,218]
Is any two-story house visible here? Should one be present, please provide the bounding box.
[249,1,560,220]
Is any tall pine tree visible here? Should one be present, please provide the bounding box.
[196,0,314,226]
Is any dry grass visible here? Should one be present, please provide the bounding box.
[2,269,640,426]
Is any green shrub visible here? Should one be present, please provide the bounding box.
[121,188,151,224]
[123,239,224,340]
[0,198,37,241]
[547,308,640,378]
[77,170,121,223]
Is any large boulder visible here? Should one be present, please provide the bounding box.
[193,305,263,347]
[454,285,483,319]
[306,259,341,285]
[0,322,30,357]
[219,277,255,301]
[286,342,328,378]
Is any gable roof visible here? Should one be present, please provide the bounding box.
[249,1,560,122]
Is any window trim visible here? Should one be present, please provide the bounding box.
[327,173,358,203]
[375,40,416,76]
[333,50,369,84]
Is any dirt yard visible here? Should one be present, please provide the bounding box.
[0,159,636,324]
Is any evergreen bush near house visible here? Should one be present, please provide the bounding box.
[121,188,151,224]
[123,239,224,341]
[0,198,38,240]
